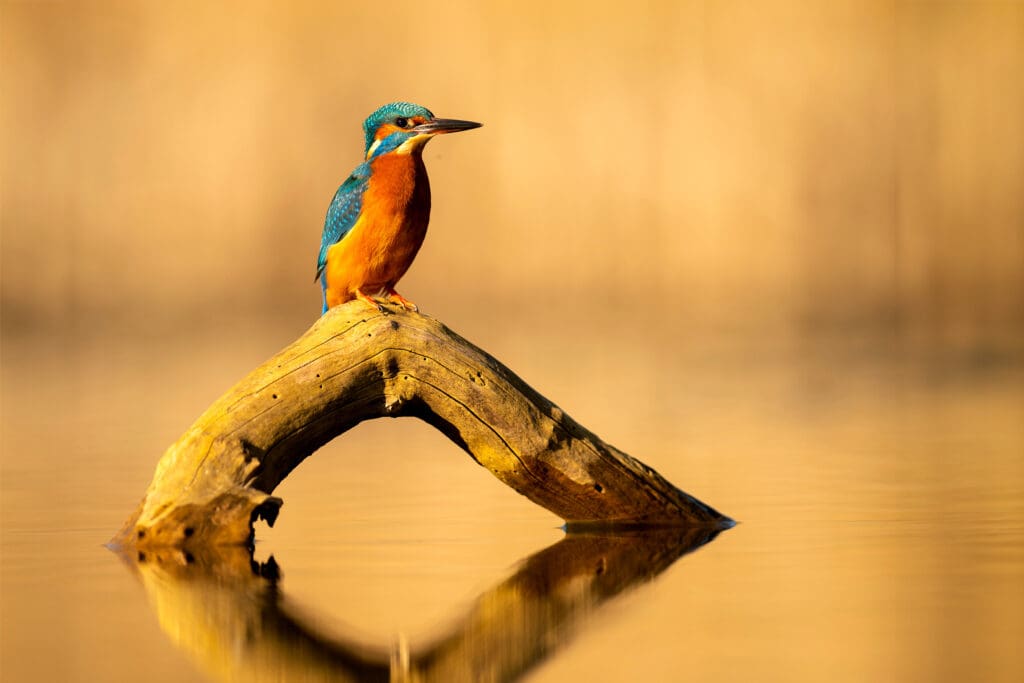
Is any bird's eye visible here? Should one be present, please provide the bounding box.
[395,117,410,129]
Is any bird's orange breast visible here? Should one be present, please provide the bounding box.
[324,153,431,307]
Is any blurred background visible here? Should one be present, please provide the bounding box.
[2,2,1022,682]
[3,0,1021,343]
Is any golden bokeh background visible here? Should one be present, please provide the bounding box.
[3,0,1021,344]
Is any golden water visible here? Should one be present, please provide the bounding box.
[2,322,1021,682]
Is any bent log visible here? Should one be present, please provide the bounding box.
[113,303,732,548]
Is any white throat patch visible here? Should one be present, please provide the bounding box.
[365,138,383,160]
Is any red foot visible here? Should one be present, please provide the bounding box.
[355,290,386,312]
[386,288,419,312]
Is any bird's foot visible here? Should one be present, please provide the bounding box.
[385,288,419,312]
[355,290,388,314]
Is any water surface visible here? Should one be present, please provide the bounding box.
[2,325,1022,681]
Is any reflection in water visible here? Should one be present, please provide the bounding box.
[117,529,719,682]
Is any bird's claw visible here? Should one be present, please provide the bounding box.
[354,289,417,314]
[385,289,419,312]
[355,290,389,314]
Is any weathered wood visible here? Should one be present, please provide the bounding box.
[113,303,732,548]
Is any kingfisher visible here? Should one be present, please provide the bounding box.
[315,102,481,314]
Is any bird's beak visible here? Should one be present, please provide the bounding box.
[412,118,482,135]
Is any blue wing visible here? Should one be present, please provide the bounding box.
[316,163,371,311]
[317,162,371,280]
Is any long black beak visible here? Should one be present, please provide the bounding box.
[412,118,482,134]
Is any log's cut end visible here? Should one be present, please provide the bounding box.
[111,489,282,550]
[114,303,732,550]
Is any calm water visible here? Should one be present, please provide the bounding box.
[2,322,1022,682]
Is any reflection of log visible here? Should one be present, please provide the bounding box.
[113,304,732,548]
[120,529,719,682]
[411,529,719,682]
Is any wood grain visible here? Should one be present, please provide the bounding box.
[113,303,732,549]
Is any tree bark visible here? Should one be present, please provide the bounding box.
[113,303,732,549]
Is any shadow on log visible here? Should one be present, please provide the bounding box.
[113,303,733,549]
[118,528,720,682]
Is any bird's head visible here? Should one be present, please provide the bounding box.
[362,102,481,161]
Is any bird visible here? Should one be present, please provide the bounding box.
[315,101,481,314]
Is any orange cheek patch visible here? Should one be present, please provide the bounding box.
[375,117,427,140]
[374,124,400,140]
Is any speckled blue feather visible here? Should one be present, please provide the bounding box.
[316,163,370,312]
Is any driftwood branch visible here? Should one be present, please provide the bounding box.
[113,303,732,548]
